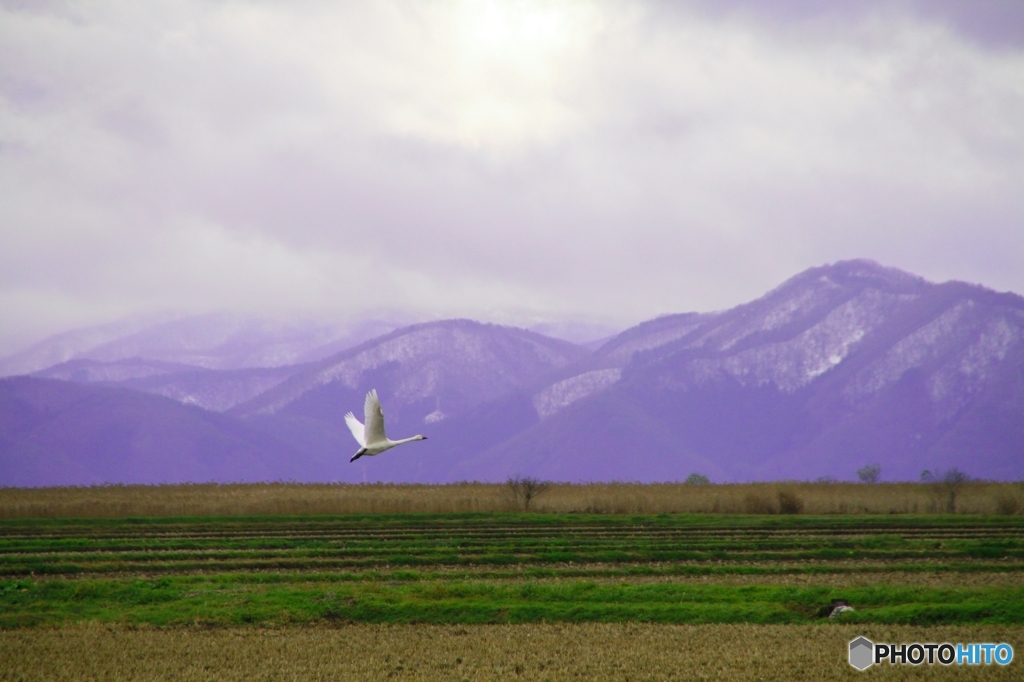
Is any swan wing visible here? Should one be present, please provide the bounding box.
[363,389,387,445]
[344,411,366,447]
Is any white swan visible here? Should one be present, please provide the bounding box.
[345,389,427,462]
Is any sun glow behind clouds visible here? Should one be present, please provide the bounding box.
[376,0,605,150]
[1,0,1023,355]
[469,0,568,47]
[214,0,604,152]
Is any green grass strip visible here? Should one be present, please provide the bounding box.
[2,575,1022,628]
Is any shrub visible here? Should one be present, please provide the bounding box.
[856,464,881,484]
[506,476,550,511]
[921,468,972,513]
[684,473,710,485]
[777,490,804,514]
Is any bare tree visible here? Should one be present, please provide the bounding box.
[921,467,972,513]
[856,464,881,484]
[506,476,550,511]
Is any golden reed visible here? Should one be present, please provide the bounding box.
[0,481,1021,519]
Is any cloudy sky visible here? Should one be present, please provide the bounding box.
[2,0,1023,354]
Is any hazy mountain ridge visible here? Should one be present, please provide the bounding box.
[2,260,1021,486]
[33,358,204,383]
[1,313,407,376]
[31,358,312,412]
[0,314,178,378]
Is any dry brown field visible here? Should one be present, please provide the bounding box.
[2,480,1022,518]
[2,622,1021,681]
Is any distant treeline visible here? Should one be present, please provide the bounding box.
[1,480,1021,519]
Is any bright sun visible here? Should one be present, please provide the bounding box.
[466,0,569,52]
[394,0,603,151]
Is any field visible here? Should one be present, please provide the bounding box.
[2,480,1022,517]
[1,485,1022,679]
[3,623,1022,681]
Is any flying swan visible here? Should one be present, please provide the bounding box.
[345,389,427,462]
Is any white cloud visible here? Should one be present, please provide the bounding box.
[1,0,1022,355]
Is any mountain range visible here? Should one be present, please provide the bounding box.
[2,260,1021,486]
[0,313,408,377]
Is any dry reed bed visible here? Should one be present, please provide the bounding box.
[2,622,1021,681]
[1,482,1022,519]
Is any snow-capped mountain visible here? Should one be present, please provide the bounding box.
[3,260,1021,486]
[232,318,591,425]
[459,260,1023,482]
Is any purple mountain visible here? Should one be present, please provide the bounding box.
[2,261,1022,485]
[231,319,589,420]
[229,319,591,483]
[453,260,1024,482]
[33,358,310,412]
[0,377,306,486]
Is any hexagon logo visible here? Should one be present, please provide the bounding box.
[849,636,874,671]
